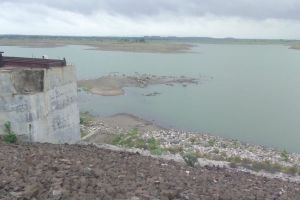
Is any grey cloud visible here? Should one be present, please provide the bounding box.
[1,0,300,39]
[2,0,300,20]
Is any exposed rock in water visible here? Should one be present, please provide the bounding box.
[78,73,210,96]
[143,92,161,97]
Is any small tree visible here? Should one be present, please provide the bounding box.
[3,121,17,144]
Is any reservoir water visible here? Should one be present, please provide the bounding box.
[1,44,300,152]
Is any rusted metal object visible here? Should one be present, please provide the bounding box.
[0,52,66,68]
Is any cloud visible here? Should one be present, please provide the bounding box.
[2,0,300,20]
[0,0,300,39]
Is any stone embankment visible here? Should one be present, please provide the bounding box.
[81,113,300,182]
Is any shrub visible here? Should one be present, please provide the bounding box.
[111,129,163,155]
[79,112,93,126]
[189,137,197,144]
[182,151,198,167]
[146,137,163,155]
[232,140,240,148]
[4,133,17,144]
[3,122,17,144]
[208,139,216,146]
[280,150,290,162]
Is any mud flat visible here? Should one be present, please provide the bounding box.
[78,73,205,96]
[289,43,300,50]
[81,113,300,182]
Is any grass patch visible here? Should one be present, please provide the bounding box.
[80,112,93,126]
[227,156,300,175]
[112,129,164,155]
[191,151,300,175]
[80,112,94,138]
[165,146,184,154]
[81,129,89,138]
[79,86,93,92]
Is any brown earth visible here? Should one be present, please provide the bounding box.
[1,141,300,200]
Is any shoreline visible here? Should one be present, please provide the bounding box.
[80,112,300,182]
[1,36,299,51]
[0,39,195,54]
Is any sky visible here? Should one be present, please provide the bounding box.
[0,0,299,39]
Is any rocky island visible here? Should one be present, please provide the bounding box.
[78,73,206,96]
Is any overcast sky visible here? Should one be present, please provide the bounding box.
[0,0,299,39]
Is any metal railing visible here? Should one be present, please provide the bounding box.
[0,52,66,68]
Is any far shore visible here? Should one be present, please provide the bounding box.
[0,38,194,54]
[2,36,300,53]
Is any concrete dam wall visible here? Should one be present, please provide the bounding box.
[0,55,80,144]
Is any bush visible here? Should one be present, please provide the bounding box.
[111,129,164,155]
[280,150,290,162]
[208,139,216,146]
[3,122,17,144]
[4,133,17,144]
[79,112,93,126]
[182,151,198,167]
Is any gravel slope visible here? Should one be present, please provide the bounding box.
[0,142,300,200]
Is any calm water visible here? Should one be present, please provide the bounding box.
[1,44,300,152]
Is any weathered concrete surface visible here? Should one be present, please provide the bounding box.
[0,65,80,144]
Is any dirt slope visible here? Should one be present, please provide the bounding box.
[0,142,299,200]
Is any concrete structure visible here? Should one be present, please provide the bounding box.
[0,52,80,143]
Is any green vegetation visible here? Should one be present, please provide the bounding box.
[189,137,197,144]
[232,140,240,148]
[226,156,300,175]
[80,113,92,126]
[80,112,94,138]
[183,150,300,175]
[283,165,299,175]
[182,151,198,167]
[280,150,290,162]
[106,124,299,175]
[3,122,17,144]
[79,86,92,93]
[208,138,216,146]
[110,129,300,175]
[112,129,164,155]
